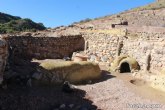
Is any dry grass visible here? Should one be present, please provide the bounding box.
[65,62,101,83]
[40,60,77,70]
[39,60,101,84]
[133,0,165,11]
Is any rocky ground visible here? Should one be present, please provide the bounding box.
[0,68,165,110]
[0,59,164,110]
[79,72,165,110]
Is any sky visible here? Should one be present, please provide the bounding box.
[0,0,154,28]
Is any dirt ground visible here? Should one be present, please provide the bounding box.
[79,71,165,110]
[1,63,165,110]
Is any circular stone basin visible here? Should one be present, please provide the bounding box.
[73,56,88,62]
[130,79,147,86]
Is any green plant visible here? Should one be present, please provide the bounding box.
[0,12,46,34]
[79,18,92,23]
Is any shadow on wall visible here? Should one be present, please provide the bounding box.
[4,57,40,86]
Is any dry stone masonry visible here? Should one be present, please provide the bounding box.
[7,35,85,59]
[122,27,165,73]
[0,37,8,84]
[79,26,165,91]
[0,26,164,87]
[82,29,126,66]
[80,27,165,74]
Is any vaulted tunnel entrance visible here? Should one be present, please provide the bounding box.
[120,62,131,73]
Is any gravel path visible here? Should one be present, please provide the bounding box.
[79,75,165,110]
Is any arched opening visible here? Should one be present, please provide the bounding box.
[120,62,131,73]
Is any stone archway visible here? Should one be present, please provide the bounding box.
[110,55,139,73]
[120,62,131,73]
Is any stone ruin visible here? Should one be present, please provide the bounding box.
[0,26,164,87]
[6,34,85,59]
[0,33,102,86]
[81,25,165,91]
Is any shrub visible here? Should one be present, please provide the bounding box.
[79,18,92,23]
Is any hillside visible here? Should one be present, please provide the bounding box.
[133,0,165,11]
[0,12,21,24]
[0,12,46,34]
[71,0,165,29]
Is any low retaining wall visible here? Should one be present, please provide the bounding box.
[7,35,85,59]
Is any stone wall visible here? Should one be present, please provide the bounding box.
[7,35,85,59]
[0,37,8,84]
[121,29,165,73]
[0,26,164,85]
[82,29,126,65]
[83,27,165,73]
[83,33,118,65]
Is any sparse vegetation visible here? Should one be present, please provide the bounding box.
[73,0,165,23]
[79,18,92,23]
[132,0,165,11]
